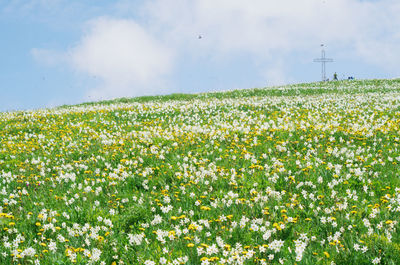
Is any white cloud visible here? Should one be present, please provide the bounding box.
[143,0,400,76]
[262,60,293,87]
[351,0,400,72]
[31,0,400,100]
[144,0,358,53]
[69,17,174,99]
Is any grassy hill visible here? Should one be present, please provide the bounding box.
[1,79,400,264]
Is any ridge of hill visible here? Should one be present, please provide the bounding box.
[68,78,400,109]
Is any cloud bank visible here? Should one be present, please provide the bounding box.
[32,0,400,99]
[70,17,173,99]
[144,0,400,64]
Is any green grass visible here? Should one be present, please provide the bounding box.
[0,78,400,264]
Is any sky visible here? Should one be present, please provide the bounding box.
[1,0,400,112]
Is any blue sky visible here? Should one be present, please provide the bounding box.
[0,0,399,111]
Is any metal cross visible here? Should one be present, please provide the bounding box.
[313,44,333,81]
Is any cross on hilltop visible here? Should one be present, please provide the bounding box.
[313,44,333,81]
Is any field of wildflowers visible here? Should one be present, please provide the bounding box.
[1,79,400,264]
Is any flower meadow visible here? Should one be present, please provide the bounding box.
[1,79,400,265]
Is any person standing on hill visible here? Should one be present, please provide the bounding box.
[333,72,338,80]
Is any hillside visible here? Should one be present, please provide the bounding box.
[1,79,400,264]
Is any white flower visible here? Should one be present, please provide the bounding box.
[353,243,360,251]
[91,248,102,262]
[206,244,218,255]
[372,257,381,264]
[128,233,145,246]
[269,239,284,253]
[263,230,272,240]
[361,246,368,253]
[22,247,36,257]
[161,205,173,213]
[259,245,266,253]
[201,259,209,265]
[48,241,57,252]
[151,214,163,225]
